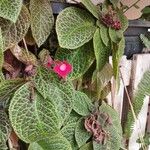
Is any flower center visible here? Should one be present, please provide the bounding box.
[59,64,67,71]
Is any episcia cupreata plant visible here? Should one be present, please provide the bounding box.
[0,0,149,149]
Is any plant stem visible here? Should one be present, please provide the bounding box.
[119,69,146,150]
[23,38,30,61]
[123,0,141,13]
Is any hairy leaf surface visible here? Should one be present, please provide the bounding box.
[55,42,95,80]
[112,37,125,80]
[93,102,122,150]
[93,28,110,71]
[28,142,44,150]
[34,67,75,127]
[117,11,128,32]
[0,0,22,23]
[30,0,54,47]
[0,79,25,101]
[79,142,93,150]
[0,6,30,50]
[99,24,109,46]
[61,122,78,150]
[75,118,91,148]
[38,134,72,150]
[109,28,122,43]
[0,111,11,149]
[9,83,59,143]
[73,91,93,116]
[56,7,96,49]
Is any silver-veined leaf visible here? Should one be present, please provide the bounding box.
[0,5,30,50]
[75,118,92,148]
[30,0,54,47]
[0,111,11,149]
[28,142,43,150]
[100,24,109,46]
[61,122,78,150]
[117,11,128,32]
[93,28,110,71]
[79,142,93,150]
[38,134,72,150]
[73,91,93,116]
[55,41,95,80]
[9,83,59,143]
[0,0,22,23]
[0,78,25,101]
[112,37,125,80]
[56,7,96,49]
[109,28,123,43]
[93,102,122,150]
[34,67,75,127]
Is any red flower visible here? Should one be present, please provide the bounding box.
[53,61,72,78]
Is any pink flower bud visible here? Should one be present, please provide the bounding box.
[45,56,53,69]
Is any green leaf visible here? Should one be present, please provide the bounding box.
[100,83,111,100]
[73,91,93,116]
[117,11,128,32]
[99,23,109,46]
[93,102,122,150]
[125,70,150,137]
[112,37,125,79]
[38,134,72,150]
[109,28,123,43]
[0,0,22,23]
[34,67,75,127]
[28,142,43,150]
[81,0,99,19]
[140,34,150,49]
[62,111,81,149]
[0,28,4,75]
[0,5,30,50]
[142,6,150,14]
[63,110,81,126]
[30,0,54,47]
[79,142,93,150]
[55,41,95,80]
[0,111,11,149]
[93,28,110,71]
[0,79,25,101]
[75,118,91,148]
[9,83,59,143]
[92,63,113,99]
[61,122,78,150]
[56,7,96,49]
